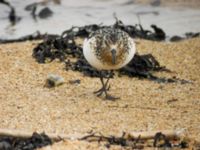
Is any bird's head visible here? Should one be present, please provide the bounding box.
[97,28,128,66]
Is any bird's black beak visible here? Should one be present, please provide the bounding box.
[111,49,116,65]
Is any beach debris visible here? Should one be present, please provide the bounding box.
[25,2,38,11]
[167,99,178,104]
[64,53,190,85]
[170,32,200,42]
[31,5,37,21]
[31,21,192,84]
[0,0,20,25]
[38,7,53,19]
[9,6,21,25]
[153,132,172,147]
[170,35,184,42]
[65,59,111,78]
[0,19,192,83]
[147,75,192,84]
[25,0,61,11]
[118,54,165,77]
[25,3,38,21]
[0,18,198,43]
[125,129,185,140]
[0,128,193,149]
[44,73,65,88]
[185,32,200,38]
[25,2,54,21]
[150,24,166,41]
[0,130,52,150]
[79,129,187,149]
[41,0,61,5]
[25,2,38,21]
[69,79,81,85]
[0,32,59,44]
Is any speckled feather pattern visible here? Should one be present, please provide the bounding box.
[83,27,136,70]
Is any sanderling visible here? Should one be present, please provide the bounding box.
[83,27,136,100]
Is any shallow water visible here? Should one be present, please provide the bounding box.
[0,0,200,39]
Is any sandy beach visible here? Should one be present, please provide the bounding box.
[0,37,200,149]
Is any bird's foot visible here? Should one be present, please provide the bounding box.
[93,85,110,94]
[94,87,119,100]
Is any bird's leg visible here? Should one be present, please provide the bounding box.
[104,71,119,100]
[93,71,110,95]
[94,71,119,100]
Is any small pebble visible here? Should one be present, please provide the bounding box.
[45,73,65,88]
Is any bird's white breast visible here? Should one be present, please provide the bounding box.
[83,37,106,70]
[83,36,136,70]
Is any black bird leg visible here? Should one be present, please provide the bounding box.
[93,75,110,94]
[94,71,119,100]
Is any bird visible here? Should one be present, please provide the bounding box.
[83,27,136,100]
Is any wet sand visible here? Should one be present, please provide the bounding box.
[1,0,200,39]
[135,0,200,8]
[0,38,200,149]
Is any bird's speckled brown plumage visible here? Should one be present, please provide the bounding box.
[84,27,135,70]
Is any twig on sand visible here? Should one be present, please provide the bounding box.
[124,129,185,140]
[0,128,185,141]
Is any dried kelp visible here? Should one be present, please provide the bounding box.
[0,132,52,150]
[0,129,194,149]
[31,21,191,83]
[0,32,59,44]
[170,32,200,42]
[0,17,191,83]
[32,20,168,65]
[9,7,20,25]
[0,0,20,25]
[79,132,189,149]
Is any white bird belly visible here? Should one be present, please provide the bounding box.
[83,37,136,70]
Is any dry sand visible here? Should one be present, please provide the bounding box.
[0,38,200,149]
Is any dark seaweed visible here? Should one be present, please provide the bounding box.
[170,32,200,42]
[31,21,191,84]
[9,7,21,25]
[185,32,200,38]
[0,132,52,150]
[0,32,59,44]
[153,132,171,148]
[170,35,184,42]
[0,18,192,83]
[0,0,20,25]
[150,24,166,41]
[79,132,189,149]
[32,20,166,63]
[38,7,53,19]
